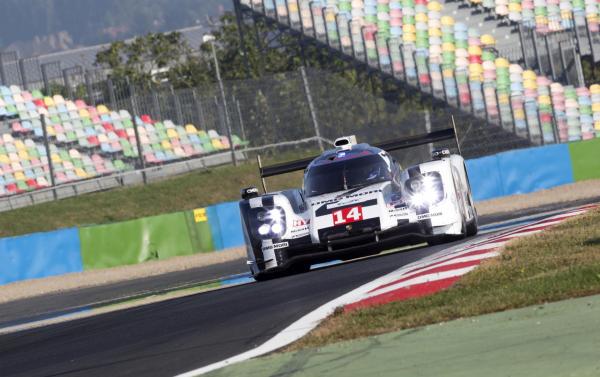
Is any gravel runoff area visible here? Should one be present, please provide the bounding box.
[1,179,599,304]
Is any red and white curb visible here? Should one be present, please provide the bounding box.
[175,204,597,377]
[346,204,597,311]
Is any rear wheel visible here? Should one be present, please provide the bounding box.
[466,216,478,237]
[465,192,479,237]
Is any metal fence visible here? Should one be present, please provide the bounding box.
[0,61,549,210]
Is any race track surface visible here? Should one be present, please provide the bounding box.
[0,201,593,377]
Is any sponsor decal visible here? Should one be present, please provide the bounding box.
[311,189,384,206]
[332,206,364,225]
[389,208,410,218]
[326,198,362,209]
[417,212,442,220]
[193,208,208,222]
[292,219,309,227]
[261,242,289,252]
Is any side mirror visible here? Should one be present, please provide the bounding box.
[241,186,259,200]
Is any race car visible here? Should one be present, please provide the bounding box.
[239,128,478,280]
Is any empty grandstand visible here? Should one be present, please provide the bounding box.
[0,83,246,197]
[235,0,600,147]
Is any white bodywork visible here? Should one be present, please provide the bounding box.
[242,152,476,274]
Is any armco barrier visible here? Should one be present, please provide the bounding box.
[0,228,82,285]
[467,143,575,201]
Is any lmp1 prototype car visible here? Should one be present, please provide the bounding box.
[239,128,478,280]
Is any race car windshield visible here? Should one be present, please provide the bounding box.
[304,154,391,197]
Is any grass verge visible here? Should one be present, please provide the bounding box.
[0,152,308,238]
[290,207,600,351]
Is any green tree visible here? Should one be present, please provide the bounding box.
[95,31,191,88]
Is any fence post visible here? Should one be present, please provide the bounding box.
[18,59,28,90]
[518,24,529,69]
[559,41,570,85]
[300,66,324,152]
[0,54,6,85]
[171,85,184,125]
[85,71,95,106]
[573,42,586,87]
[148,89,159,120]
[126,77,139,115]
[132,116,147,184]
[494,88,503,128]
[107,77,117,110]
[192,89,208,130]
[544,35,557,81]
[63,69,74,100]
[41,64,51,95]
[584,17,596,71]
[41,115,57,199]
[531,30,543,74]
[235,98,247,142]
[571,11,582,55]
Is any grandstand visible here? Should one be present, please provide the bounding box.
[236,0,600,147]
[0,84,246,197]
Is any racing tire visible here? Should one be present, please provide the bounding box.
[466,216,478,237]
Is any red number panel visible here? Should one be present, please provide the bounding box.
[332,206,364,225]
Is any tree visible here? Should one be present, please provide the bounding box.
[95,31,192,88]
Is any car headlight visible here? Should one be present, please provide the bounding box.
[405,172,444,208]
[252,207,287,239]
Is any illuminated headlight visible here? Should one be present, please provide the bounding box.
[258,224,271,235]
[405,173,444,208]
[271,223,283,234]
[252,207,286,239]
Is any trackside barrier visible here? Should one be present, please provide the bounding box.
[466,139,596,201]
[0,228,82,285]
[569,138,600,182]
[79,212,197,270]
[1,139,598,285]
[207,202,245,250]
[78,202,243,270]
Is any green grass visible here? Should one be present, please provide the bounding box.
[0,153,309,238]
[290,208,600,351]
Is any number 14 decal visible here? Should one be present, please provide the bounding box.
[332,206,363,225]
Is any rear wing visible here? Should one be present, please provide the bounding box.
[256,125,459,193]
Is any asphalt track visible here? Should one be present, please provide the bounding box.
[0,199,597,377]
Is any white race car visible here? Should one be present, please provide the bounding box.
[239,128,478,280]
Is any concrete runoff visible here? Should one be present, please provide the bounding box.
[206,294,600,377]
